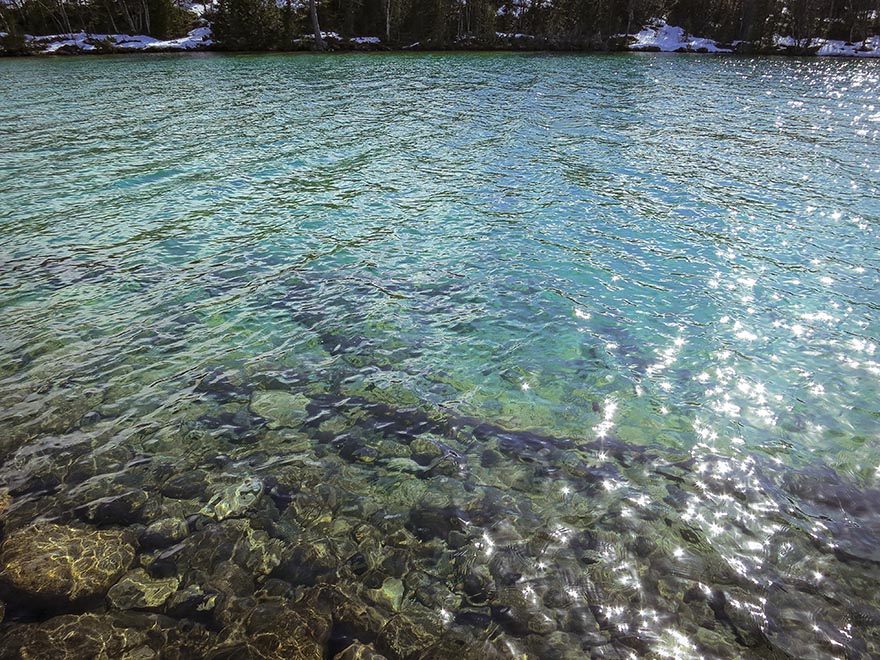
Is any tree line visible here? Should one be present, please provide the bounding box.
[1,0,878,50]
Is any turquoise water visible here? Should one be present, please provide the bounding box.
[0,53,879,659]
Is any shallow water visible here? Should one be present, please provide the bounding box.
[0,52,879,659]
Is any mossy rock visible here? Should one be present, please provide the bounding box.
[0,523,135,603]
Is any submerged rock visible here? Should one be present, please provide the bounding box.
[250,391,310,429]
[72,488,152,525]
[335,642,388,660]
[0,489,11,520]
[0,612,214,660]
[161,470,209,500]
[107,569,179,610]
[140,517,189,549]
[208,600,331,660]
[201,478,264,520]
[366,577,405,612]
[377,608,445,660]
[0,523,135,603]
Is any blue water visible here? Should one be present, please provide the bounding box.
[0,53,879,659]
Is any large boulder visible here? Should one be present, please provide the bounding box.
[0,612,214,660]
[0,523,135,603]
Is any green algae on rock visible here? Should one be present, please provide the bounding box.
[0,523,135,603]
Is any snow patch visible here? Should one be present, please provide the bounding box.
[775,34,880,57]
[28,25,213,53]
[627,20,731,53]
[496,0,552,18]
[183,0,217,16]
[816,36,880,57]
[496,32,535,39]
[349,36,380,44]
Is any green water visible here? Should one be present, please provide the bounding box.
[0,53,879,659]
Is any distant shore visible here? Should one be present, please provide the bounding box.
[2,21,879,58]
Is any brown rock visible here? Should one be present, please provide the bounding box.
[0,523,135,602]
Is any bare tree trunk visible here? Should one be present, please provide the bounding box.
[57,0,72,34]
[105,0,119,33]
[309,0,325,50]
[385,0,391,42]
[120,0,137,34]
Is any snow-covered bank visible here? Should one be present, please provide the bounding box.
[13,24,213,55]
[619,19,880,57]
[774,34,880,57]
[4,18,879,56]
[626,21,734,53]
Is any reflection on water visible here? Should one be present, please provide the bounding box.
[0,53,878,659]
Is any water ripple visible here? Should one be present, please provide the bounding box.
[1,53,879,658]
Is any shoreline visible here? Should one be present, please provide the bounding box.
[4,43,880,58]
[2,23,879,59]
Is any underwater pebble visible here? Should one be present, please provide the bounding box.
[161,470,208,500]
[201,477,264,520]
[212,600,330,660]
[73,488,152,525]
[166,584,219,619]
[107,569,179,610]
[335,641,388,660]
[410,436,444,463]
[139,517,189,549]
[376,606,445,659]
[0,489,11,521]
[366,577,405,612]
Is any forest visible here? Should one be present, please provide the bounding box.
[1,0,878,51]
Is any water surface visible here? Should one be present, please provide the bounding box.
[1,52,879,659]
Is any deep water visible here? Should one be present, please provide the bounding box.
[0,52,879,659]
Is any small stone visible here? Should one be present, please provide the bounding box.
[377,609,444,659]
[208,600,330,660]
[73,489,151,525]
[528,611,558,635]
[107,569,179,610]
[161,470,208,500]
[0,523,135,603]
[367,577,405,612]
[384,458,425,474]
[335,641,388,660]
[250,391,310,429]
[0,489,11,520]
[140,517,189,549]
[410,436,443,464]
[166,584,219,619]
[201,477,264,520]
[375,440,411,459]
